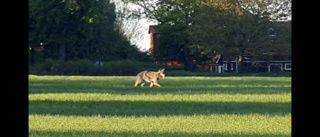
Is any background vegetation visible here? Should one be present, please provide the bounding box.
[132,0,291,71]
[29,0,291,73]
[28,59,290,76]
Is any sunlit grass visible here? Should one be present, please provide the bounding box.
[29,75,291,137]
[29,93,290,103]
[29,114,291,136]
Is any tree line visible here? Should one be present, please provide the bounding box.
[29,0,148,64]
[130,0,291,71]
[29,0,291,72]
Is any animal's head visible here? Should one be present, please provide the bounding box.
[157,68,165,79]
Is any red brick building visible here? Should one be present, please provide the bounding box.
[148,25,182,66]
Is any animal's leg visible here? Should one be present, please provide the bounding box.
[141,82,145,87]
[150,82,153,87]
[134,77,142,87]
[134,81,139,87]
[153,82,161,87]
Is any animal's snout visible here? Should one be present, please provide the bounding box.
[160,73,165,79]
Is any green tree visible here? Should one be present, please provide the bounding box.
[130,0,201,71]
[29,0,129,62]
[128,0,291,72]
[189,0,291,72]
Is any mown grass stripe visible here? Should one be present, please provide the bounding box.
[29,100,290,116]
[29,114,291,135]
[29,93,291,103]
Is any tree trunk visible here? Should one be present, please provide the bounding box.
[238,51,245,73]
[181,47,194,71]
[59,44,66,62]
[30,48,35,65]
[59,26,69,62]
[184,60,195,71]
[238,58,243,73]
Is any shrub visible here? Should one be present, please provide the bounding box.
[28,59,291,77]
[30,59,152,76]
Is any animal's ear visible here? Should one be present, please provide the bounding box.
[158,68,161,72]
[161,68,165,72]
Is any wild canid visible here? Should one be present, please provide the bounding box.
[134,68,165,87]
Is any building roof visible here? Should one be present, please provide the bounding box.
[148,25,159,34]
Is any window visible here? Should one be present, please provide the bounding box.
[284,63,291,70]
[223,63,227,71]
[268,63,283,72]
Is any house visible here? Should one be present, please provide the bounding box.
[210,60,291,73]
[148,25,159,56]
[148,22,291,73]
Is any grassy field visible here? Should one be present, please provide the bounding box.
[29,75,291,137]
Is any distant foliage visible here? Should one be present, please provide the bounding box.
[29,0,145,64]
[29,59,291,76]
[29,59,176,76]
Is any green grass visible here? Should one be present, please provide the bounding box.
[29,75,291,137]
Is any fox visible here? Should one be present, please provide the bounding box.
[134,68,165,87]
